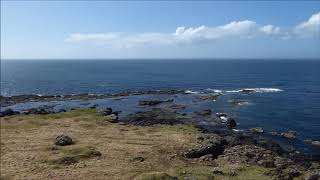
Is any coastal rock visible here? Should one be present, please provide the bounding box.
[23,106,55,115]
[281,130,297,140]
[270,130,297,140]
[54,135,73,146]
[304,139,320,147]
[304,171,320,180]
[250,127,264,134]
[101,108,113,116]
[105,114,119,123]
[229,99,248,106]
[226,118,237,129]
[126,108,188,126]
[138,99,173,106]
[184,134,224,159]
[217,145,276,167]
[0,108,17,117]
[198,94,220,101]
[195,109,212,116]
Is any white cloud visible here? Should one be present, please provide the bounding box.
[294,12,320,38]
[65,12,320,48]
[260,25,280,35]
[65,33,120,42]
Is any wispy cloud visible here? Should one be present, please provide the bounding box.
[65,12,320,48]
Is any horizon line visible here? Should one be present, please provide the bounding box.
[1,57,320,61]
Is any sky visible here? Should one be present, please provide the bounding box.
[1,1,320,59]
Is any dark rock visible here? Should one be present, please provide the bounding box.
[130,156,144,162]
[0,108,18,117]
[198,94,220,101]
[105,114,118,123]
[23,107,54,115]
[226,118,236,129]
[195,109,212,116]
[102,108,113,116]
[54,135,73,146]
[281,130,297,140]
[139,99,173,106]
[184,134,224,159]
[218,145,276,166]
[250,127,264,134]
[126,108,188,126]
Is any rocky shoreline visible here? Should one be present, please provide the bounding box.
[1,103,319,179]
[0,89,185,107]
[1,90,320,179]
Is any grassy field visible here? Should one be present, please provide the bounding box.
[1,108,274,180]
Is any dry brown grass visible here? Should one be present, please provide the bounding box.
[0,109,273,180]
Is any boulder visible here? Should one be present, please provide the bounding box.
[280,130,297,140]
[226,118,237,129]
[102,108,113,116]
[184,134,224,159]
[105,114,119,123]
[54,135,73,146]
[250,127,264,134]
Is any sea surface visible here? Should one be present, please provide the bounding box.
[1,59,320,154]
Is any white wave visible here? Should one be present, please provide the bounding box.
[232,129,243,132]
[185,90,200,94]
[206,88,223,93]
[226,88,283,93]
[226,90,242,93]
[249,88,283,93]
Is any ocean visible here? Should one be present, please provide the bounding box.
[1,59,320,154]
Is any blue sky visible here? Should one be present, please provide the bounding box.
[1,1,320,59]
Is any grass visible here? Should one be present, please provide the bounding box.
[1,108,277,179]
[46,146,101,166]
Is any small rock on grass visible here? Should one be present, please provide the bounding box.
[54,135,73,146]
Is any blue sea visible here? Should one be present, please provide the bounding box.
[1,59,320,154]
